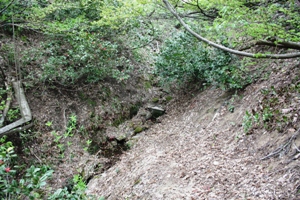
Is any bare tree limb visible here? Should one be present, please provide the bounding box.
[239,40,300,51]
[273,41,300,50]
[181,0,217,19]
[162,0,300,59]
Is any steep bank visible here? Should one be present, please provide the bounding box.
[87,60,300,199]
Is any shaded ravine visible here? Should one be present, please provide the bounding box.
[87,86,299,199]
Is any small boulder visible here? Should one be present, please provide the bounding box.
[145,106,165,120]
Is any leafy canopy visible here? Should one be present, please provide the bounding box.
[170,0,300,46]
[155,31,251,89]
[25,0,154,34]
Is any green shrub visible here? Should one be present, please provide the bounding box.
[0,136,53,200]
[37,32,132,84]
[0,136,92,200]
[155,31,251,90]
[48,174,92,200]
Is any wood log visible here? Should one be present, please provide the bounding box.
[0,81,32,135]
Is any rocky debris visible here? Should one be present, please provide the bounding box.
[105,122,135,142]
[105,105,166,143]
[145,105,165,120]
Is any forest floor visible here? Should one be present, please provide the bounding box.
[86,59,300,199]
[2,26,300,200]
[7,40,299,199]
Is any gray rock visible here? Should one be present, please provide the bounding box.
[145,106,165,119]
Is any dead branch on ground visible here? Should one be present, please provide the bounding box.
[0,81,32,135]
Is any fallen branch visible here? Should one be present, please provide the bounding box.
[0,81,32,135]
[2,122,33,136]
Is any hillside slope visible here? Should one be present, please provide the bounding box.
[87,60,300,199]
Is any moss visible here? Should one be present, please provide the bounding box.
[134,126,144,134]
[151,97,159,103]
[165,96,173,102]
[112,116,125,127]
[78,91,87,100]
[144,81,152,89]
[87,99,96,107]
[125,140,136,149]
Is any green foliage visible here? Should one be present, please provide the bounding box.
[38,33,132,84]
[242,79,300,134]
[64,114,77,138]
[0,136,53,200]
[48,174,93,200]
[28,0,154,32]
[7,108,20,122]
[45,121,53,127]
[155,31,251,89]
[242,110,254,134]
[0,0,33,32]
[178,0,300,46]
[2,0,157,86]
[134,126,144,134]
[0,130,95,200]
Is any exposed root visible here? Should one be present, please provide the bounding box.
[261,128,300,160]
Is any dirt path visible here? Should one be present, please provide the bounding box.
[87,84,299,199]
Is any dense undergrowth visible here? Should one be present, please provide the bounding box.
[155,31,253,90]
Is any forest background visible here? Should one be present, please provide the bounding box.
[0,0,300,199]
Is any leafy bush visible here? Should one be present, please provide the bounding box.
[36,32,132,84]
[0,136,53,200]
[155,31,251,90]
[48,174,93,200]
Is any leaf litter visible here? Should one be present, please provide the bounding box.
[87,60,300,200]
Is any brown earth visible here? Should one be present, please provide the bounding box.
[86,59,300,199]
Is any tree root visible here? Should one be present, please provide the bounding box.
[261,128,300,160]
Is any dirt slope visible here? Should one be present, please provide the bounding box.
[87,61,300,199]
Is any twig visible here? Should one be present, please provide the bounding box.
[28,146,43,164]
[294,142,300,153]
[62,107,67,133]
[267,167,288,176]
